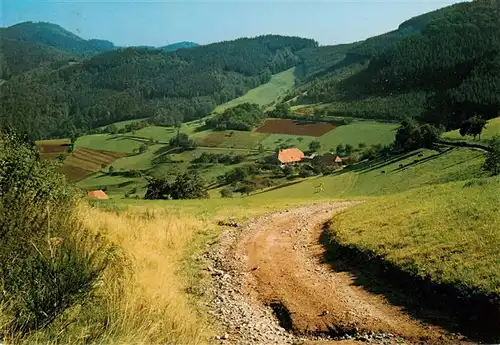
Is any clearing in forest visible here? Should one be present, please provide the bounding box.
[214,67,296,113]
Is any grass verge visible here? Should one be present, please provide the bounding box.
[325,177,500,342]
[76,205,214,345]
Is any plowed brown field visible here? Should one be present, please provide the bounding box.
[255,119,335,136]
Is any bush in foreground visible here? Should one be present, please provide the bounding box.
[0,132,113,339]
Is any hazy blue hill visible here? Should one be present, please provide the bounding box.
[1,21,116,55]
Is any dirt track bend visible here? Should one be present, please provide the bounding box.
[205,203,472,345]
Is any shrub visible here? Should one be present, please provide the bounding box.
[138,143,148,154]
[336,143,345,156]
[343,154,360,165]
[144,172,208,200]
[483,135,500,176]
[299,166,316,178]
[220,188,234,198]
[206,103,264,131]
[394,119,441,151]
[460,115,487,140]
[238,181,258,196]
[168,133,197,151]
[309,140,321,152]
[345,144,354,155]
[283,166,295,176]
[219,165,260,185]
[192,152,244,165]
[0,132,112,336]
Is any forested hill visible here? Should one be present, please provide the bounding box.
[345,3,454,61]
[291,0,500,130]
[0,21,116,78]
[293,0,455,80]
[0,34,316,139]
[1,22,115,55]
[160,41,199,52]
[0,37,75,78]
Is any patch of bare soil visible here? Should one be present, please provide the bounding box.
[205,203,472,345]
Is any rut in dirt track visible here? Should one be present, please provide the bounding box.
[207,203,472,345]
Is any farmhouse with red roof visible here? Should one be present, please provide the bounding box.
[278,148,305,165]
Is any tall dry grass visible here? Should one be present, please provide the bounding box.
[78,205,213,345]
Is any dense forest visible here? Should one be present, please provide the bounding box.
[0,37,75,78]
[291,0,500,129]
[0,34,316,139]
[294,43,356,80]
[292,2,449,80]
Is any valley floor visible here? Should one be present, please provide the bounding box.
[17,145,498,345]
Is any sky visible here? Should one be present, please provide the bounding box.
[1,1,464,47]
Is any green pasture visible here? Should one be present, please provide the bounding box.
[214,67,296,113]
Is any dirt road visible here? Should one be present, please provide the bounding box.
[206,203,472,345]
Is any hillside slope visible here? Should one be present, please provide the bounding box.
[0,37,75,77]
[290,0,500,131]
[0,22,115,55]
[0,34,316,139]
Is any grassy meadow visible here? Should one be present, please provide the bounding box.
[249,146,485,201]
[35,138,71,146]
[73,116,398,197]
[441,117,500,144]
[124,126,178,142]
[79,205,213,345]
[214,67,296,113]
[329,176,500,296]
[76,134,144,153]
[198,131,269,149]
[76,145,265,197]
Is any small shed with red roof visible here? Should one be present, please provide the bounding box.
[87,190,109,200]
